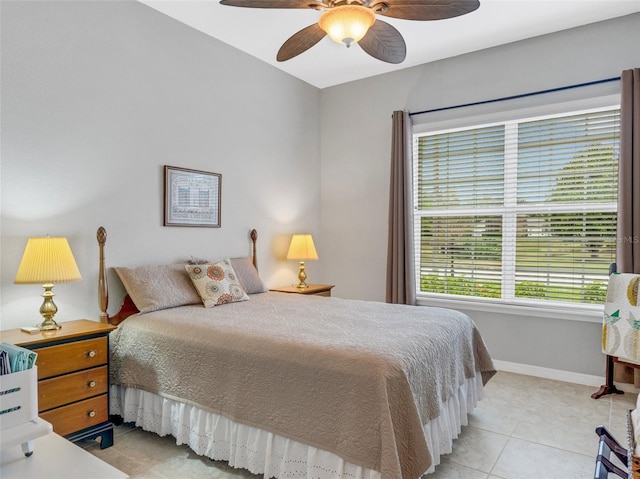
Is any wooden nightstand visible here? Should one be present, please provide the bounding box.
[0,320,117,449]
[270,284,335,297]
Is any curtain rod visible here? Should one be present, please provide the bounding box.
[408,76,621,117]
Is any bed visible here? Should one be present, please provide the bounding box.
[97,227,496,479]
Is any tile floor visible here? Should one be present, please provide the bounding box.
[82,371,638,479]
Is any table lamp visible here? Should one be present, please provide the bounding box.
[286,234,318,289]
[14,236,82,330]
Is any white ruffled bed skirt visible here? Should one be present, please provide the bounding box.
[110,374,483,478]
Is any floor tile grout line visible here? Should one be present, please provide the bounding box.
[486,434,512,478]
[467,396,602,476]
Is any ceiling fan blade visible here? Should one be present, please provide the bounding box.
[374,0,480,21]
[358,20,406,64]
[220,0,323,9]
[277,24,327,62]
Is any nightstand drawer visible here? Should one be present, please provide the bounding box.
[36,337,108,379]
[38,366,108,411]
[40,394,108,437]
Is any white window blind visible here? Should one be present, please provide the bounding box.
[413,106,620,307]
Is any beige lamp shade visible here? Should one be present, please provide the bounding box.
[15,237,82,284]
[286,234,319,261]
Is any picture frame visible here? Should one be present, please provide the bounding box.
[164,165,221,227]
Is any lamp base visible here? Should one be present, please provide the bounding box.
[39,284,62,330]
[39,317,62,331]
[296,261,309,289]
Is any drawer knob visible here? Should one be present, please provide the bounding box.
[88,380,97,388]
[87,350,96,358]
[88,410,96,418]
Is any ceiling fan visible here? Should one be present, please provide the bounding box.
[219,0,480,64]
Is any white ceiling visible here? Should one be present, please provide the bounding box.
[140,0,640,89]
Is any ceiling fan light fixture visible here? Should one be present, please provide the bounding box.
[318,5,376,47]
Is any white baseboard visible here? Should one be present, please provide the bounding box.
[493,359,639,394]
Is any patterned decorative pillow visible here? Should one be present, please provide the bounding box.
[184,260,249,307]
[188,256,267,294]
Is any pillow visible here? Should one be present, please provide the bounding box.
[188,256,267,294]
[115,264,201,313]
[229,257,268,294]
[185,260,250,307]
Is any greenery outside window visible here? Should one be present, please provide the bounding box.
[413,106,620,307]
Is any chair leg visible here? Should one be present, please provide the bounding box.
[592,355,625,399]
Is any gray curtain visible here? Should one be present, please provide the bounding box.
[386,110,416,305]
[615,67,640,387]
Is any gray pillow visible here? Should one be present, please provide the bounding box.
[115,264,201,313]
[229,257,268,294]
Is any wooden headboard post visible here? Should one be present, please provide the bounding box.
[250,229,258,271]
[97,226,109,324]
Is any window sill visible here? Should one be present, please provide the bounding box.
[416,295,604,323]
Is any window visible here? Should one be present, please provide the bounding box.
[413,105,620,308]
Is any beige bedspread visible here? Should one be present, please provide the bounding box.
[109,292,495,479]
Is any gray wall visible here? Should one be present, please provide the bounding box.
[319,13,640,377]
[0,0,321,330]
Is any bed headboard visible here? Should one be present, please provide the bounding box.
[97,227,260,326]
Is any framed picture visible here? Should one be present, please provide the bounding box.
[164,165,221,227]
